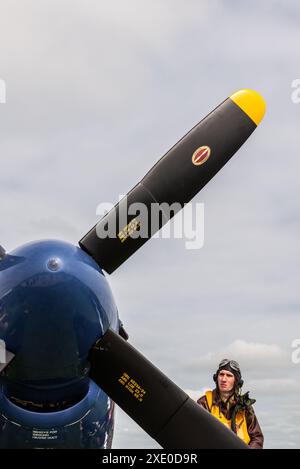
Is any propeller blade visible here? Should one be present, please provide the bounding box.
[0,246,6,260]
[0,253,25,272]
[79,89,265,273]
[88,329,248,449]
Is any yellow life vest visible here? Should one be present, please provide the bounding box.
[205,390,250,445]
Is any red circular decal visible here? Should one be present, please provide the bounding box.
[192,146,211,166]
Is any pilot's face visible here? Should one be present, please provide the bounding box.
[217,370,235,392]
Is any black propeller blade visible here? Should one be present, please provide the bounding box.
[80,89,265,274]
[0,246,6,260]
[88,329,248,449]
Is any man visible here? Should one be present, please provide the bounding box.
[197,359,264,448]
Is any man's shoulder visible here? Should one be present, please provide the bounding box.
[197,394,207,404]
[245,404,256,417]
[197,389,216,407]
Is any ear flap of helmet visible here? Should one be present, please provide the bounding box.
[237,378,244,388]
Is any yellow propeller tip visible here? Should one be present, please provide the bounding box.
[230,89,266,126]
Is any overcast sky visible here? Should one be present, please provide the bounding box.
[0,0,300,449]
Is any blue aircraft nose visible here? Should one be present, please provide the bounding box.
[0,240,119,388]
